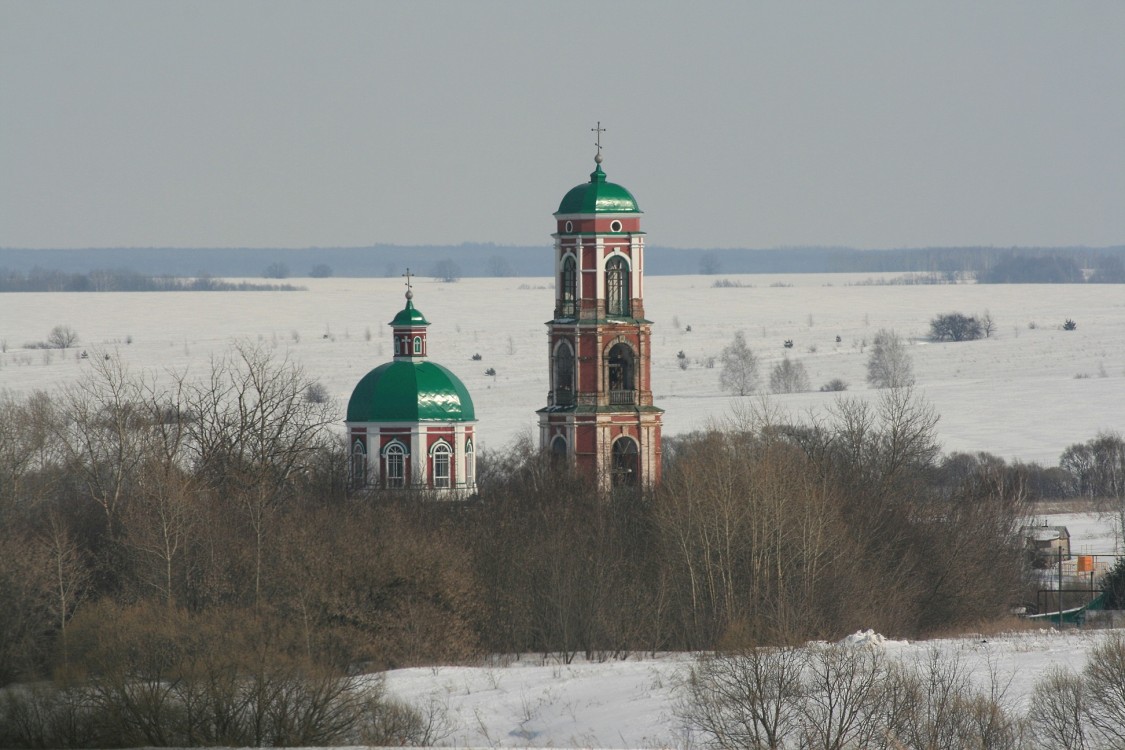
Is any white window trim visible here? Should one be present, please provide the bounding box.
[430,440,453,488]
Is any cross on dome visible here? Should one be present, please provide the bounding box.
[402,268,414,299]
[591,121,606,164]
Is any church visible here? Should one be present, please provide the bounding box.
[345,279,478,494]
[346,128,662,493]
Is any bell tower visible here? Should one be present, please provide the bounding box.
[537,125,663,489]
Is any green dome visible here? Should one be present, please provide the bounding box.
[390,298,429,327]
[556,164,640,215]
[347,360,475,423]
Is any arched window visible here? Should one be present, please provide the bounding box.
[464,440,475,487]
[550,435,568,468]
[351,440,367,486]
[431,441,452,488]
[560,255,577,317]
[413,336,422,355]
[554,340,574,404]
[383,441,407,489]
[606,256,630,317]
[611,437,639,487]
[607,342,635,402]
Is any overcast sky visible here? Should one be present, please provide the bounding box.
[2,1,1123,250]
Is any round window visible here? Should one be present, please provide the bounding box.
[610,220,622,232]
[564,220,573,233]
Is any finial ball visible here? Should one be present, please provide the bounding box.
[594,153,603,164]
[406,290,413,300]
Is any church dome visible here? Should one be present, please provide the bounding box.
[556,163,640,215]
[347,360,476,423]
[390,297,429,326]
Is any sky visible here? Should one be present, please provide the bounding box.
[2,1,1123,251]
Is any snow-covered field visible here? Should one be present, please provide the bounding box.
[3,274,1123,746]
[377,629,1114,748]
[2,274,1123,465]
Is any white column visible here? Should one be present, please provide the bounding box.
[454,423,466,488]
[368,427,381,484]
[411,427,424,487]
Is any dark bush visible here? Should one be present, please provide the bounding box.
[929,312,984,342]
[1102,557,1125,609]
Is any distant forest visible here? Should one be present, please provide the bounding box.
[1,244,1123,285]
[0,269,304,293]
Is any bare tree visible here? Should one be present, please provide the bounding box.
[47,325,79,349]
[1029,666,1086,750]
[799,644,890,750]
[981,309,996,338]
[40,516,90,673]
[430,259,462,283]
[186,342,336,604]
[768,357,810,394]
[56,354,148,538]
[1084,632,1125,748]
[719,331,760,396]
[865,329,914,389]
[680,646,805,749]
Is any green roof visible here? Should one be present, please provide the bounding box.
[347,360,475,422]
[390,298,429,327]
[556,164,640,215]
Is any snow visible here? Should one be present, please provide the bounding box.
[2,274,1123,466]
[374,629,1116,748]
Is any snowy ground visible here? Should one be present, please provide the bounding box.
[375,629,1116,748]
[2,274,1123,466]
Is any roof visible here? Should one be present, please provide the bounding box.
[556,163,640,215]
[347,360,475,422]
[390,298,429,327]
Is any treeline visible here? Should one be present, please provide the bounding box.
[0,349,1037,687]
[0,268,304,292]
[979,252,1125,283]
[4,244,1124,278]
[0,347,1119,712]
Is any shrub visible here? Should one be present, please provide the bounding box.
[1063,318,1078,331]
[305,381,330,404]
[681,644,1022,750]
[262,261,290,279]
[929,312,984,342]
[819,379,848,392]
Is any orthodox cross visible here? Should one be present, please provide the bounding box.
[402,268,413,294]
[591,121,606,158]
